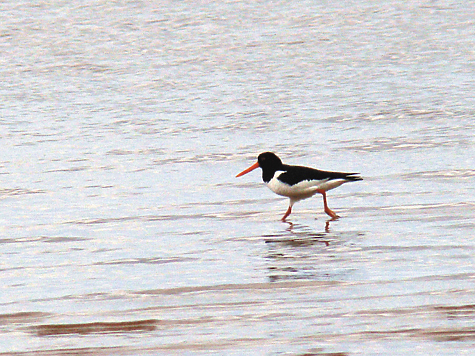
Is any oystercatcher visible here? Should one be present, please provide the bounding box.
[236,152,362,221]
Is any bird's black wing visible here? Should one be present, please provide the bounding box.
[277,165,362,186]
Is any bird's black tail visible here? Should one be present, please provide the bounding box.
[343,173,363,182]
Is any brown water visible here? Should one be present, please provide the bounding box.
[1,0,475,355]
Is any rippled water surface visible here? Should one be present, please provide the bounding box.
[1,0,475,355]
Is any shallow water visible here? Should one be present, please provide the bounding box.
[1,0,475,355]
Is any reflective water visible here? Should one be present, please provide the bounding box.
[1,0,474,355]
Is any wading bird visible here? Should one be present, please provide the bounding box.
[236,152,362,221]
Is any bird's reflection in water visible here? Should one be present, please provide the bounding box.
[264,221,330,249]
[263,219,356,283]
[283,217,336,235]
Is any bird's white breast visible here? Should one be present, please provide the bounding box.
[266,171,324,199]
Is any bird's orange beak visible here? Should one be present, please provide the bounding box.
[236,162,260,177]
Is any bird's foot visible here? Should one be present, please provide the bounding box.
[324,208,340,220]
[281,206,292,221]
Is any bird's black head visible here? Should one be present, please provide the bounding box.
[257,152,284,182]
[257,152,283,170]
[236,152,284,182]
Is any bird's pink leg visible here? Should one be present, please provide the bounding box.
[281,206,292,221]
[317,189,340,219]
